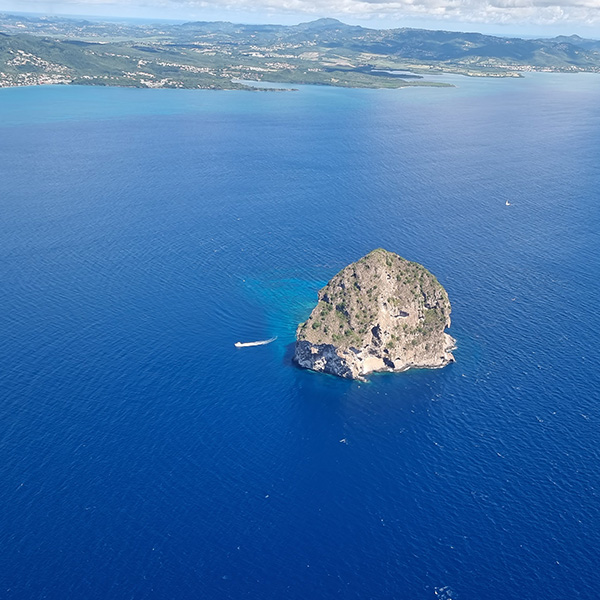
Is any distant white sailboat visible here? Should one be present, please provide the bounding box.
[505,200,511,206]
[234,336,277,348]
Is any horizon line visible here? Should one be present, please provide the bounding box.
[0,9,595,41]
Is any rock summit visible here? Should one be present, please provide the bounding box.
[294,249,455,380]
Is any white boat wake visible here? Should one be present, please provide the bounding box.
[234,336,277,348]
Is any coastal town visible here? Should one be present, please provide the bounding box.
[2,14,600,89]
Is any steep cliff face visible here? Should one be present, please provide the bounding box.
[294,249,455,380]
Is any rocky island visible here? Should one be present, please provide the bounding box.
[294,249,455,380]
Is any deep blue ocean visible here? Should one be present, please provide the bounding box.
[1,73,600,599]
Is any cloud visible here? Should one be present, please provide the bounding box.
[199,0,600,26]
[157,0,600,25]
[11,0,600,27]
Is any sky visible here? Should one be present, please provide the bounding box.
[2,0,600,38]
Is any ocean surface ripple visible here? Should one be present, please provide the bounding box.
[1,74,600,599]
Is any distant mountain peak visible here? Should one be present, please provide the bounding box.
[296,17,346,29]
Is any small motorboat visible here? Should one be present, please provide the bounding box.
[234,336,277,348]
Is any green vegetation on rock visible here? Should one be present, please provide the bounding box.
[294,248,456,380]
